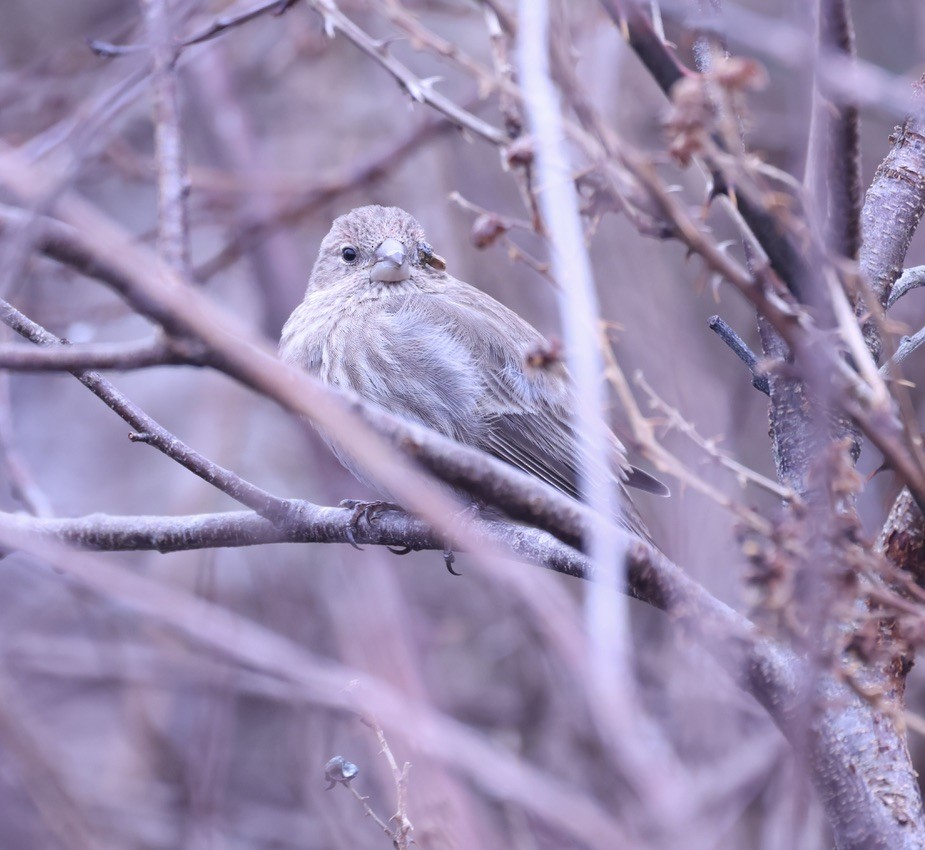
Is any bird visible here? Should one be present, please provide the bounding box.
[279,204,667,553]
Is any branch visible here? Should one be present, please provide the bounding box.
[311,1,506,145]
[860,76,925,322]
[143,0,191,276]
[601,341,784,529]
[881,326,925,377]
[4,498,923,847]
[810,0,862,260]
[0,518,630,850]
[887,265,925,309]
[0,297,290,522]
[708,315,770,395]
[89,0,299,56]
[598,0,816,301]
[0,338,193,371]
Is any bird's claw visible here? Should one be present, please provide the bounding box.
[339,499,403,550]
[440,501,483,575]
[443,546,461,576]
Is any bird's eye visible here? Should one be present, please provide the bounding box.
[340,246,358,264]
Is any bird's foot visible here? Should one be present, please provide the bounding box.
[339,499,403,550]
[442,501,484,576]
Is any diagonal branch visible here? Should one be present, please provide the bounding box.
[597,0,817,301]
[0,297,291,522]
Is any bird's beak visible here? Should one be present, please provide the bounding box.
[370,238,411,283]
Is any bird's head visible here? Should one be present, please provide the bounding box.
[308,205,447,294]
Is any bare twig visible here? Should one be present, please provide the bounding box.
[601,339,778,532]
[89,0,299,57]
[305,0,509,145]
[887,265,925,309]
[708,315,770,395]
[363,716,413,848]
[882,326,925,377]
[344,782,399,845]
[633,370,792,501]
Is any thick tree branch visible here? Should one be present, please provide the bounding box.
[861,77,925,327]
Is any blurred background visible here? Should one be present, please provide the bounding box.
[1,0,924,847]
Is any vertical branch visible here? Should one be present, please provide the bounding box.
[517,0,623,613]
[807,0,862,261]
[143,0,191,276]
[516,0,692,835]
[862,77,925,576]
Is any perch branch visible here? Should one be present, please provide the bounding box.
[0,338,193,371]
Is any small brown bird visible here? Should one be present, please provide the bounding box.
[279,205,666,540]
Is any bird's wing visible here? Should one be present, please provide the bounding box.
[385,283,668,518]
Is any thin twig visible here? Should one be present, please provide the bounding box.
[362,715,413,849]
[887,265,925,309]
[89,0,299,56]
[881,327,925,377]
[633,371,792,501]
[708,315,770,395]
[345,784,398,844]
[601,338,777,532]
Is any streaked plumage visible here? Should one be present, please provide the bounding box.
[279,205,666,537]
